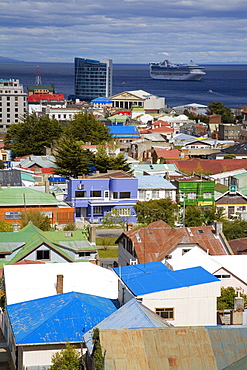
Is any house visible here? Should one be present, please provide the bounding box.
[169,248,247,294]
[150,148,183,163]
[218,124,240,141]
[83,298,171,357]
[229,237,247,255]
[66,171,138,223]
[215,189,247,218]
[110,90,165,111]
[117,220,233,267]
[27,93,66,114]
[15,155,57,183]
[0,223,97,272]
[108,125,140,144]
[6,291,119,369]
[212,141,247,160]
[209,169,247,187]
[114,261,220,326]
[130,163,184,179]
[128,135,169,162]
[137,175,176,202]
[173,174,215,209]
[97,326,247,370]
[0,186,74,225]
[3,260,118,305]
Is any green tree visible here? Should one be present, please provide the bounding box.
[20,209,51,231]
[208,101,235,123]
[203,206,225,225]
[49,342,81,370]
[0,221,12,232]
[217,287,247,310]
[222,219,247,240]
[64,112,112,144]
[184,205,203,227]
[223,154,236,159]
[92,328,104,370]
[4,112,63,156]
[134,199,177,226]
[54,137,95,178]
[94,148,131,173]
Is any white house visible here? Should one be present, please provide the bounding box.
[113,261,220,326]
[137,175,176,202]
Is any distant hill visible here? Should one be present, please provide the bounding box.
[0,56,23,63]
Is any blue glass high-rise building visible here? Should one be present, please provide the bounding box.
[74,58,112,101]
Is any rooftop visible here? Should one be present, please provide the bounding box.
[114,261,219,296]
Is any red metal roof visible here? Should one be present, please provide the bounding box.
[27,94,65,103]
[166,158,247,175]
[120,220,232,263]
[154,149,181,159]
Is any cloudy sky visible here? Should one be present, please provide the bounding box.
[1,0,247,64]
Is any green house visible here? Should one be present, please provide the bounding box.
[174,174,215,209]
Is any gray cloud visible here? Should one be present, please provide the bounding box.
[0,0,247,63]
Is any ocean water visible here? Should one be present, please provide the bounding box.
[0,62,247,108]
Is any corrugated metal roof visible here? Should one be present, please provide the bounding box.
[137,175,176,189]
[114,261,219,296]
[99,326,247,370]
[4,261,118,305]
[7,291,119,345]
[83,298,171,354]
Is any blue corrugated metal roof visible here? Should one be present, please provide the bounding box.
[83,298,171,354]
[114,261,219,296]
[138,175,176,189]
[7,291,119,345]
[109,126,140,136]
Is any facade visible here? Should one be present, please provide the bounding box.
[42,106,81,122]
[218,124,240,141]
[137,175,176,202]
[0,79,27,132]
[174,174,215,209]
[66,173,138,223]
[27,84,55,96]
[215,190,247,218]
[74,57,112,101]
[0,186,74,225]
[110,90,165,110]
[114,261,220,326]
[27,94,66,114]
[0,223,97,271]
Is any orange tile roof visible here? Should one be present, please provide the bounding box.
[154,149,181,159]
[120,220,232,263]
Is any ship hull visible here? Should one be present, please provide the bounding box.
[150,72,205,81]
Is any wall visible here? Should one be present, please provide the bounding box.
[139,282,220,326]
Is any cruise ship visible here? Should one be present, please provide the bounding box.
[149,60,206,81]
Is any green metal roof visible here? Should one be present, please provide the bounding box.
[0,223,95,267]
[0,187,60,206]
[21,173,35,182]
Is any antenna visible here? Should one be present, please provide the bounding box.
[35,65,42,86]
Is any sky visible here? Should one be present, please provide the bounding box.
[1,0,247,64]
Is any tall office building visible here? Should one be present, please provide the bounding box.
[0,79,27,132]
[74,58,112,101]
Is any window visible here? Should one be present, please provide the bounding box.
[0,254,6,259]
[237,206,246,211]
[5,212,20,219]
[90,190,101,197]
[139,190,145,199]
[75,191,86,197]
[104,191,109,198]
[182,248,191,255]
[187,192,197,199]
[37,250,50,260]
[75,207,81,217]
[152,190,159,199]
[41,211,53,218]
[155,308,174,320]
[198,229,204,234]
[214,274,231,279]
[113,192,118,199]
[203,192,212,199]
[79,251,91,257]
[93,206,102,215]
[119,192,130,199]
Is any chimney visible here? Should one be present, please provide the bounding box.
[89,225,96,244]
[214,222,223,237]
[45,180,50,193]
[56,275,64,294]
[12,222,19,232]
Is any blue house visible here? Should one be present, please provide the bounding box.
[108,125,140,143]
[66,171,138,223]
[6,291,119,368]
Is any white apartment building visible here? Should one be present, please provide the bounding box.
[0,79,27,132]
